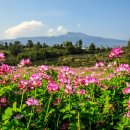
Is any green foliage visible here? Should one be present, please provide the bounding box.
[8,41,23,56]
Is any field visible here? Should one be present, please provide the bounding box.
[1,48,130,130]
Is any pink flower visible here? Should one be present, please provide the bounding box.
[73,76,83,88]
[43,74,51,80]
[95,62,104,67]
[26,98,39,106]
[39,65,49,73]
[77,89,86,95]
[66,84,72,90]
[60,66,75,75]
[0,97,7,106]
[12,74,21,82]
[29,73,43,81]
[0,97,7,104]
[0,52,5,62]
[109,47,123,58]
[123,87,130,94]
[29,73,43,87]
[128,101,130,109]
[47,80,59,93]
[58,67,75,86]
[0,64,12,75]
[64,83,75,94]
[106,73,116,80]
[58,73,68,84]
[124,111,130,117]
[53,98,61,106]
[18,80,29,90]
[116,64,130,73]
[31,80,42,87]
[19,59,31,67]
[84,76,98,86]
[126,82,130,87]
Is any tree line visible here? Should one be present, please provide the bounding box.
[0,39,111,65]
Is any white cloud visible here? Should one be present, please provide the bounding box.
[47,28,55,36]
[5,20,43,38]
[47,25,68,36]
[4,21,68,38]
[57,25,67,33]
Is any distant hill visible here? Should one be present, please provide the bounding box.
[0,32,128,47]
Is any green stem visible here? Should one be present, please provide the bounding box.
[20,90,24,111]
[35,87,37,98]
[56,114,60,130]
[69,93,71,122]
[56,93,64,129]
[89,117,91,130]
[43,94,53,125]
[27,107,34,129]
[78,111,80,130]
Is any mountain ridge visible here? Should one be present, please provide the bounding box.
[0,32,128,47]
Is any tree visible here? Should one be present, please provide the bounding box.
[75,39,83,53]
[63,41,75,54]
[89,43,96,54]
[127,38,130,49]
[9,41,23,55]
[27,40,34,48]
[35,42,42,49]
[42,43,48,48]
[4,42,8,49]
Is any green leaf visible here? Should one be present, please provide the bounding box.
[63,114,72,119]
[60,104,70,113]
[49,109,55,114]
[70,110,76,115]
[5,107,13,116]
[13,102,17,112]
[2,107,13,121]
[69,122,77,130]
[2,114,10,121]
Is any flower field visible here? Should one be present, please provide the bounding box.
[1,48,130,130]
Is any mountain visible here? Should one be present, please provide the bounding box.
[0,32,128,47]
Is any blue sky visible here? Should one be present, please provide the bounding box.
[0,0,130,40]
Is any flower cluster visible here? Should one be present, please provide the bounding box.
[124,111,130,118]
[12,74,21,83]
[123,87,130,94]
[95,61,104,67]
[43,73,51,80]
[116,64,130,73]
[107,61,117,67]
[109,47,123,58]
[60,66,75,75]
[19,59,31,67]
[0,97,7,106]
[84,76,98,86]
[39,65,50,73]
[18,80,31,90]
[29,73,42,87]
[47,80,59,93]
[26,97,39,106]
[18,73,43,90]
[64,83,75,94]
[73,76,84,88]
[0,64,12,75]
[58,66,75,86]
[77,89,86,95]
[0,52,5,62]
